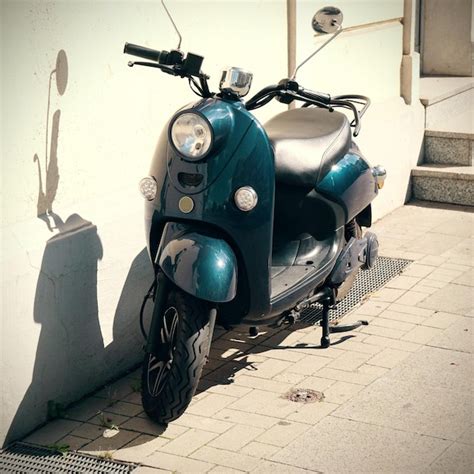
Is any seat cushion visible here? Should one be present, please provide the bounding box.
[264,108,351,187]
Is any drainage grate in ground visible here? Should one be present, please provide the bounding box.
[0,443,138,474]
[300,256,412,324]
[284,388,325,403]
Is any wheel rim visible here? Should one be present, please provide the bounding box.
[146,306,179,397]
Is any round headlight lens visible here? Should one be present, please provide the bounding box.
[170,113,212,159]
[234,186,258,211]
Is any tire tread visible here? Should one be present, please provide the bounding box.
[142,289,212,424]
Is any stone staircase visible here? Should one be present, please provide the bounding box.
[412,77,473,206]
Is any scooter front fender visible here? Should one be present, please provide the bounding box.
[158,228,237,303]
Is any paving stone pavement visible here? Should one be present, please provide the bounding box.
[19,201,473,473]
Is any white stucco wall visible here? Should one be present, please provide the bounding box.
[1,0,424,446]
[1,0,287,445]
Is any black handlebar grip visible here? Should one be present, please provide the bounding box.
[315,91,331,104]
[123,42,166,62]
[300,87,331,105]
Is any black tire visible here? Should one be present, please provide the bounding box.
[141,288,214,424]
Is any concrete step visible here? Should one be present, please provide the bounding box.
[424,130,473,166]
[412,165,474,206]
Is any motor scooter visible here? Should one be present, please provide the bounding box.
[124,4,386,425]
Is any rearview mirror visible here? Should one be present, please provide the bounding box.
[312,6,343,34]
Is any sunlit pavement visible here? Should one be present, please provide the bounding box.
[21,201,473,473]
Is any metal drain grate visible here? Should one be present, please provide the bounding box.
[300,256,412,324]
[284,388,325,403]
[0,443,138,473]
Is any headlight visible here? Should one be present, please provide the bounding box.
[170,112,213,160]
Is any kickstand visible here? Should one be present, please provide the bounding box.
[320,298,332,349]
[320,293,368,348]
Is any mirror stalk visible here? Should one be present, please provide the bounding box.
[291,25,342,80]
[161,0,183,50]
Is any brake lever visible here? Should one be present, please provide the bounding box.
[127,61,178,76]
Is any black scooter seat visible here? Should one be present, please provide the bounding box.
[264,108,351,187]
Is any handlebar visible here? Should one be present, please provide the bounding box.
[124,41,211,98]
[123,44,368,134]
[124,42,186,68]
[246,80,332,110]
[300,88,331,105]
[124,43,168,63]
[245,81,369,136]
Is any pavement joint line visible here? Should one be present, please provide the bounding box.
[424,343,472,354]
[450,282,473,288]
[140,458,217,472]
[327,413,461,442]
[425,444,454,471]
[211,406,283,424]
[214,377,286,391]
[251,455,324,473]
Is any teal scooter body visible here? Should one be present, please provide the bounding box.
[124,7,384,424]
[145,96,378,324]
[146,98,276,320]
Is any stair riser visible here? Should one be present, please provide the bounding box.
[412,176,474,206]
[425,136,473,166]
[425,88,473,130]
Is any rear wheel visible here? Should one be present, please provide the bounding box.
[142,289,215,424]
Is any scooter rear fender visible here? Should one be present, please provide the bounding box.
[157,222,237,303]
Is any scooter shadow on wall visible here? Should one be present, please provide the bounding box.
[33,49,67,229]
[104,248,154,371]
[4,213,106,445]
[5,230,152,445]
[4,50,153,446]
[5,49,105,445]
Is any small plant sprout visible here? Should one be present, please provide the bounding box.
[98,411,118,430]
[98,451,114,460]
[47,444,70,456]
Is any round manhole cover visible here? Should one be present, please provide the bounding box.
[283,388,325,403]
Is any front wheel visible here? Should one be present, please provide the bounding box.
[141,288,215,424]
